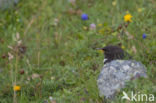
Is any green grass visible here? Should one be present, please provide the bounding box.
[0,0,156,103]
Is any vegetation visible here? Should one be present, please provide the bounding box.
[0,0,155,102]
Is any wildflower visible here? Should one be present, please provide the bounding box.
[13,85,21,91]
[124,14,132,22]
[81,14,89,20]
[90,23,96,30]
[142,33,147,39]
[121,45,125,49]
[137,8,143,12]
[83,26,88,30]
[112,0,117,6]
[98,23,102,27]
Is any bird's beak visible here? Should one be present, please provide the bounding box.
[96,48,105,52]
[96,48,103,50]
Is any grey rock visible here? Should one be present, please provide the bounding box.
[0,0,18,9]
[97,60,147,99]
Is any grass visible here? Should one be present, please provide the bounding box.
[0,0,156,103]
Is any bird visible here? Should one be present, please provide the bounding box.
[96,45,131,64]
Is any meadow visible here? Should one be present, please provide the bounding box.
[0,0,156,103]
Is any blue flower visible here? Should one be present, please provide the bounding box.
[81,14,89,20]
[142,33,147,39]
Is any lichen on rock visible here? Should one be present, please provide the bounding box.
[97,60,147,99]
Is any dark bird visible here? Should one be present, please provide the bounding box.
[97,45,131,64]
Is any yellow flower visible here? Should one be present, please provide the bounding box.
[112,1,117,6]
[137,8,143,12]
[83,26,87,30]
[98,24,102,27]
[124,14,132,22]
[121,45,125,49]
[13,85,21,91]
